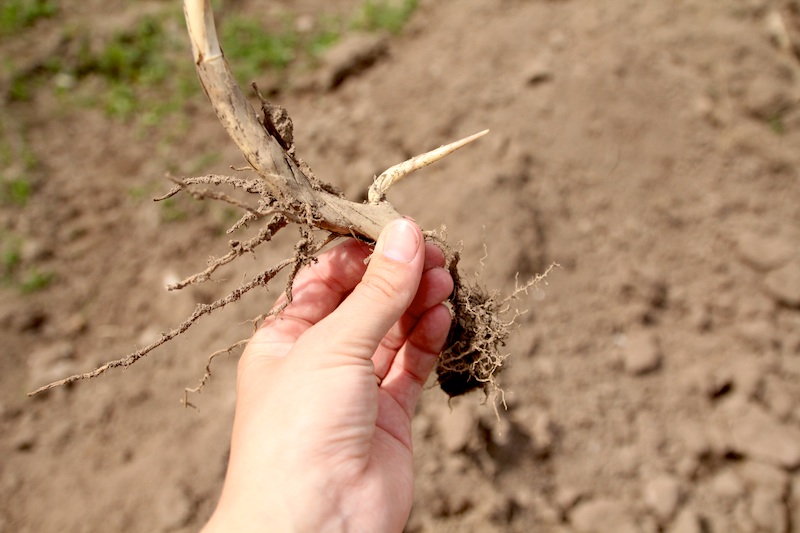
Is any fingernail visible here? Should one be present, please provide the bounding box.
[381,219,419,263]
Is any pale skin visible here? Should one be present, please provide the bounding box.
[203,219,455,533]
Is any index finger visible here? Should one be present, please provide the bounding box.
[264,237,372,330]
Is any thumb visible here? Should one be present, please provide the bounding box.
[310,218,425,360]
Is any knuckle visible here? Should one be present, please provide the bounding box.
[360,269,406,302]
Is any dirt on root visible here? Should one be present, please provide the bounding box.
[2,0,800,532]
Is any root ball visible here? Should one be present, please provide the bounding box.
[437,274,510,398]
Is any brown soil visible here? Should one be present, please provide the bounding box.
[3,0,800,531]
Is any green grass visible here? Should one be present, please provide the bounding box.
[159,198,190,223]
[0,0,56,38]
[352,0,419,34]
[0,177,32,206]
[7,10,192,123]
[307,21,342,58]
[221,16,299,86]
[0,124,38,207]
[92,17,169,84]
[768,113,785,135]
[127,185,151,201]
[187,151,222,175]
[214,206,244,235]
[6,13,186,118]
[104,84,137,119]
[0,234,50,293]
[81,16,175,120]
[19,268,54,293]
[218,0,421,85]
[9,74,33,101]
[1,236,22,280]
[6,2,418,125]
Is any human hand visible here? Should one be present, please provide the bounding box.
[203,218,454,533]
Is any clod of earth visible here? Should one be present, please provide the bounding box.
[30,0,548,399]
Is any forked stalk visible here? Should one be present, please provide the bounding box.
[30,0,520,399]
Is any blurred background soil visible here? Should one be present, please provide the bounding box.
[2,0,800,531]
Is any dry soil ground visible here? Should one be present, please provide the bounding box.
[2,0,800,532]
